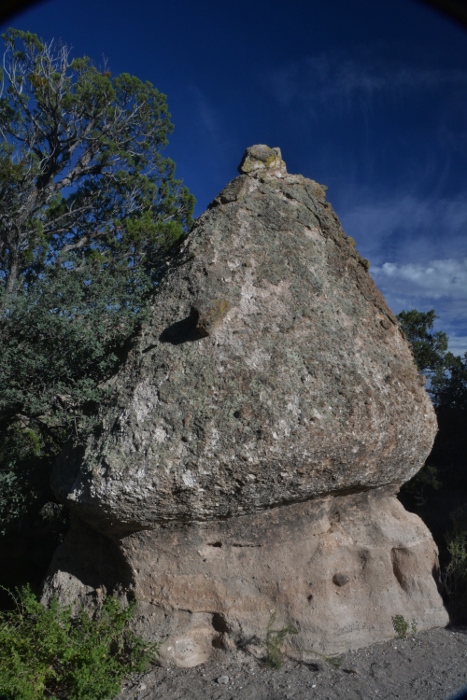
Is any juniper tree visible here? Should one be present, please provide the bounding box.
[397,309,448,377]
[397,309,467,409]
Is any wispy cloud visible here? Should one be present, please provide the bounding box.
[189,85,222,143]
[263,43,467,352]
[340,194,467,266]
[263,49,467,108]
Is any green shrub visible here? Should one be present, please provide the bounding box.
[391,614,417,639]
[0,586,157,700]
[0,425,58,538]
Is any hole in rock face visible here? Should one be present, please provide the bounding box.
[231,542,262,548]
[307,594,314,602]
[212,612,229,634]
[208,541,223,548]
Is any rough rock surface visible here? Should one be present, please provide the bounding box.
[46,487,447,665]
[45,146,448,664]
[53,145,436,533]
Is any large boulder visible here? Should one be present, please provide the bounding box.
[46,146,447,663]
[54,145,436,534]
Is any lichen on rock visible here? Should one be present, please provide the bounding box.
[237,144,286,176]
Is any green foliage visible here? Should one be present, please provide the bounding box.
[397,309,467,409]
[433,351,467,410]
[443,507,467,621]
[264,613,298,669]
[397,309,448,377]
[0,265,151,441]
[391,615,417,639]
[0,424,54,536]
[0,28,195,546]
[397,308,467,623]
[0,586,157,700]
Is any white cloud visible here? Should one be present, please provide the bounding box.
[371,259,467,300]
[370,258,467,355]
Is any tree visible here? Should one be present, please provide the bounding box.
[397,309,448,377]
[433,352,467,411]
[0,29,194,300]
[0,29,194,550]
[397,310,467,623]
[397,309,467,410]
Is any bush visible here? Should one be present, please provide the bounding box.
[0,586,156,700]
[391,614,417,639]
[0,426,58,538]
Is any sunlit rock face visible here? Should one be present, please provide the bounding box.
[53,145,436,533]
[46,146,447,665]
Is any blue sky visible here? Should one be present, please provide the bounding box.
[2,0,467,354]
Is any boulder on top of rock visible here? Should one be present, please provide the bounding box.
[53,146,437,534]
[237,144,286,176]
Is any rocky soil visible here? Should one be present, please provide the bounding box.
[117,626,467,700]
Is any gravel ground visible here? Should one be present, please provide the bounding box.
[117,626,467,700]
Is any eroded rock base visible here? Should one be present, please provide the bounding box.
[43,488,448,667]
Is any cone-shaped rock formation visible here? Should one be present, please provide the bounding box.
[45,146,448,666]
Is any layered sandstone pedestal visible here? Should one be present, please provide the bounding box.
[45,146,448,666]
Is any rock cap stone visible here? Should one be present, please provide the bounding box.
[237,144,286,177]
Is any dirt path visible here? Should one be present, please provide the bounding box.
[117,627,467,700]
